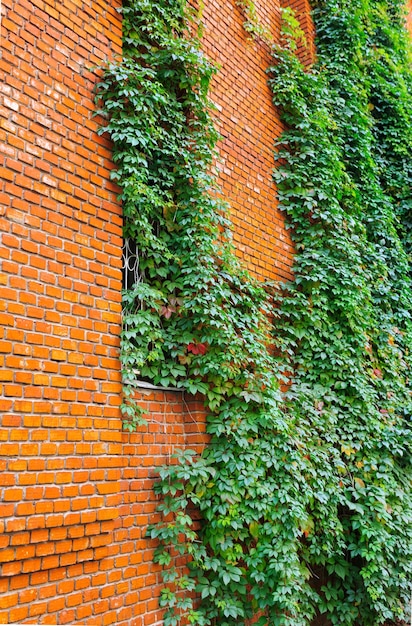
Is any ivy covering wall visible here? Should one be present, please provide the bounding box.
[96,0,412,624]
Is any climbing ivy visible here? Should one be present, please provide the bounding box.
[96,0,412,624]
[267,1,412,623]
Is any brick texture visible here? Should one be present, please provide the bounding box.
[203,0,294,282]
[0,0,314,623]
[283,0,316,65]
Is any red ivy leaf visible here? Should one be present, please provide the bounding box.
[160,305,176,319]
[187,342,207,355]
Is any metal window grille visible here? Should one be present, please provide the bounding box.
[122,237,141,292]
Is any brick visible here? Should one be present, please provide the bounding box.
[0,549,15,564]
[0,561,22,577]
[3,488,24,501]
[47,597,65,612]
[22,558,42,573]
[9,574,30,591]
[8,605,29,622]
[29,600,48,617]
[10,532,30,546]
[6,518,26,533]
[15,544,36,560]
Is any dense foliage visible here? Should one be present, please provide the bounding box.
[268,1,412,623]
[96,0,412,624]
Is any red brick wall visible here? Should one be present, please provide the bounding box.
[202,0,315,283]
[407,0,412,34]
[0,0,312,623]
[203,0,294,282]
[1,0,129,621]
[283,0,316,65]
